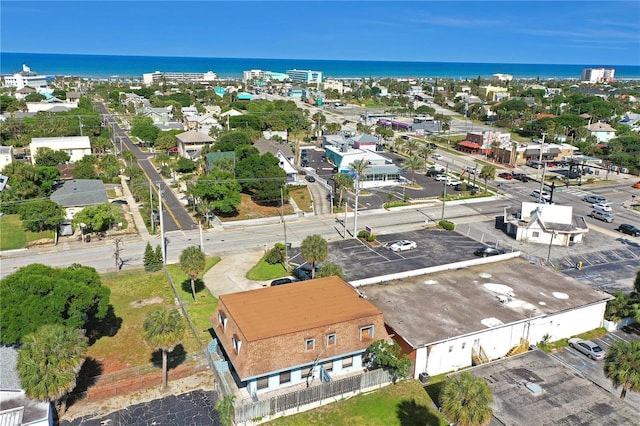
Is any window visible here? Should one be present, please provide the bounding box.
[217,312,227,331]
[301,366,313,379]
[326,333,337,347]
[360,325,374,341]
[256,376,269,390]
[532,231,540,238]
[323,360,333,371]
[461,342,466,349]
[279,371,291,384]
[448,345,453,353]
[305,338,315,351]
[232,335,242,354]
[342,356,353,368]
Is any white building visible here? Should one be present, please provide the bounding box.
[359,257,611,378]
[586,121,616,143]
[2,64,49,93]
[324,145,401,188]
[242,69,289,83]
[142,71,218,86]
[506,202,588,246]
[581,68,615,83]
[492,73,513,83]
[0,145,14,170]
[286,69,323,84]
[29,136,92,164]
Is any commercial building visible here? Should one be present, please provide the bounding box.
[581,68,615,83]
[242,69,289,83]
[286,69,323,84]
[142,71,218,86]
[29,136,92,164]
[2,65,49,93]
[491,141,578,166]
[212,277,390,396]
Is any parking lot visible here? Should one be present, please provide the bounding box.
[550,327,640,408]
[288,229,488,281]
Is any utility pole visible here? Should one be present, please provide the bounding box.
[538,162,548,204]
[199,221,204,252]
[158,183,166,264]
[440,162,449,221]
[281,186,288,265]
[150,182,155,234]
[113,238,123,271]
[536,132,546,180]
[353,175,360,238]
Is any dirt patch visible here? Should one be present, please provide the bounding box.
[25,238,55,248]
[220,194,294,221]
[129,297,164,308]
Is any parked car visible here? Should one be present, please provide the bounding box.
[589,210,614,223]
[446,177,462,186]
[592,202,612,212]
[432,154,443,160]
[498,172,513,180]
[531,190,551,201]
[110,199,128,205]
[513,173,531,182]
[474,247,506,257]
[388,240,417,252]
[633,181,640,189]
[617,223,640,237]
[270,277,299,287]
[305,175,316,182]
[567,338,605,360]
[583,194,606,204]
[466,166,477,174]
[434,174,447,181]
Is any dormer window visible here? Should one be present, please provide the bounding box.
[232,335,242,354]
[305,338,315,351]
[326,333,336,347]
[218,312,228,332]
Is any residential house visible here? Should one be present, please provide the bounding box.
[30,136,92,164]
[504,202,588,246]
[479,85,509,102]
[0,145,14,170]
[618,112,640,130]
[212,277,390,395]
[262,131,288,142]
[184,113,220,134]
[14,86,36,100]
[26,97,78,113]
[50,179,108,220]
[586,121,616,143]
[253,138,298,183]
[175,130,214,159]
[143,106,174,126]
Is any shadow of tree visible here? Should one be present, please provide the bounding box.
[396,398,441,426]
[180,278,205,298]
[67,357,104,408]
[86,304,122,345]
[150,343,187,370]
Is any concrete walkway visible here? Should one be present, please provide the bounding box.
[202,249,271,297]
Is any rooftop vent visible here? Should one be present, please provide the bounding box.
[525,382,544,396]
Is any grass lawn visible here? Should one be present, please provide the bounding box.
[0,214,55,251]
[88,268,202,373]
[266,380,448,426]
[290,186,313,212]
[220,194,294,222]
[166,257,221,342]
[246,257,289,281]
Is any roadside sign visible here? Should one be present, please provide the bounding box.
[365,226,372,234]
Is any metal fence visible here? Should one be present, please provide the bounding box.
[233,368,393,423]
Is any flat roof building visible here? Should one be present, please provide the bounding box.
[286,69,323,84]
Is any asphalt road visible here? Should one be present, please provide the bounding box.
[97,102,197,232]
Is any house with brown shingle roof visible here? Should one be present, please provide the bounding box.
[212,277,390,395]
[253,138,298,182]
[586,121,616,143]
[175,130,214,159]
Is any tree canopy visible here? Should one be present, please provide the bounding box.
[179,246,206,300]
[604,340,640,400]
[439,372,493,426]
[300,234,328,279]
[72,203,118,234]
[0,263,110,345]
[18,200,65,232]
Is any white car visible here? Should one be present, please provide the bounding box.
[389,240,417,252]
[531,190,551,201]
[446,177,461,186]
[434,174,447,181]
[592,202,612,212]
[432,154,443,160]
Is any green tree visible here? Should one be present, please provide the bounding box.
[365,340,412,382]
[604,340,640,400]
[439,372,493,426]
[131,116,160,143]
[0,263,110,345]
[333,172,354,207]
[25,93,45,102]
[34,147,71,166]
[179,246,206,301]
[479,165,496,193]
[17,324,88,417]
[155,131,179,151]
[215,394,236,426]
[188,170,242,216]
[144,242,163,272]
[143,308,186,391]
[349,158,370,193]
[264,243,287,265]
[311,111,327,138]
[316,262,344,279]
[155,244,164,265]
[300,234,328,279]
[72,203,117,234]
[18,200,65,232]
[402,155,425,183]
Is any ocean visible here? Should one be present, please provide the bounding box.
[2,52,640,81]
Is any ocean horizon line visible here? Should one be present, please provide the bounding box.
[2,52,640,80]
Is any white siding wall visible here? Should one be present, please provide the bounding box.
[415,301,607,378]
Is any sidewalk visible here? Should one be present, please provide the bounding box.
[202,249,269,297]
[120,175,153,242]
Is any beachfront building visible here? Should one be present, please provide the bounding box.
[2,65,49,93]
[30,136,92,164]
[212,277,390,395]
[491,73,513,83]
[142,71,218,86]
[581,68,615,84]
[242,70,289,84]
[286,69,323,84]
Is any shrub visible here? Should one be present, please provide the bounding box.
[438,220,455,231]
[264,243,286,265]
[358,230,377,242]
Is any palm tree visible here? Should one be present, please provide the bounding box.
[439,371,493,426]
[311,111,327,139]
[333,172,354,207]
[403,139,419,156]
[17,324,88,417]
[402,155,425,183]
[603,340,640,400]
[479,165,496,193]
[215,394,236,426]
[300,234,328,279]
[143,308,186,391]
[350,158,370,191]
[416,144,435,170]
[316,262,345,279]
[179,246,206,301]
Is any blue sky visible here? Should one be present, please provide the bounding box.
[2,1,639,65]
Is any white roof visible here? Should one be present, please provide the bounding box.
[30,136,91,149]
